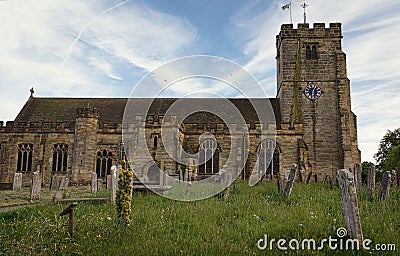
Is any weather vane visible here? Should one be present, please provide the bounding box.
[301,0,309,24]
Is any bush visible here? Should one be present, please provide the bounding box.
[116,161,133,224]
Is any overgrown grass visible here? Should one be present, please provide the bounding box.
[0,181,399,255]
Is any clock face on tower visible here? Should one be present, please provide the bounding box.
[303,82,323,102]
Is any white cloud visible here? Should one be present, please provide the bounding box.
[0,0,198,120]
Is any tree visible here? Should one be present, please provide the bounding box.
[361,161,374,185]
[384,145,400,171]
[374,128,400,171]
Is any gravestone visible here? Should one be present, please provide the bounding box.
[185,181,192,195]
[59,177,69,190]
[106,175,111,189]
[354,163,362,191]
[54,191,64,202]
[367,166,376,197]
[284,164,297,198]
[378,171,391,200]
[322,175,329,184]
[277,173,284,192]
[50,176,63,190]
[306,171,312,184]
[30,171,41,201]
[337,169,363,241]
[91,173,97,193]
[97,178,104,190]
[13,173,22,191]
[329,176,333,190]
[391,169,398,187]
[223,173,232,200]
[110,168,117,203]
[179,167,183,182]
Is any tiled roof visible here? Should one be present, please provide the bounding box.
[14,97,281,126]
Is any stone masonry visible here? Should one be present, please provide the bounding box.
[0,22,360,185]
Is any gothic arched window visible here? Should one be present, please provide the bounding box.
[96,149,113,179]
[198,139,219,174]
[52,144,68,173]
[16,143,33,173]
[258,139,279,177]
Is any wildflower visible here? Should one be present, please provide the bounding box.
[106,217,112,220]
[253,214,260,220]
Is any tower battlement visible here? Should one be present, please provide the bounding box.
[278,23,342,41]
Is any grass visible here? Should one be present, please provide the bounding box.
[0,181,399,255]
[0,185,108,208]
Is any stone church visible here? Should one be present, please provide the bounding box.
[0,23,361,186]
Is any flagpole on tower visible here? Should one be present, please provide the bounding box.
[301,0,309,24]
[281,2,292,24]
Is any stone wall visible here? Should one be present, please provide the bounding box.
[276,23,360,177]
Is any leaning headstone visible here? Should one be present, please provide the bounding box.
[354,163,362,191]
[379,171,391,200]
[367,166,376,197]
[284,164,297,198]
[13,173,22,191]
[30,171,41,201]
[91,173,97,193]
[337,169,363,241]
[58,177,69,190]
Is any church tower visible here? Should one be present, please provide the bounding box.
[276,23,361,179]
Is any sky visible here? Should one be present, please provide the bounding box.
[0,0,399,163]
